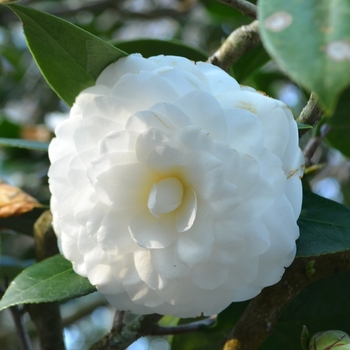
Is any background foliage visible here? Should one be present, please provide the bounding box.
[1,1,350,350]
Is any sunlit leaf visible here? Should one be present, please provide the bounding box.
[7,4,127,106]
[0,254,96,311]
[259,0,350,112]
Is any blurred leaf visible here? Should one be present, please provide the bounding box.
[297,191,350,257]
[326,86,350,157]
[0,182,40,218]
[0,137,49,151]
[0,254,96,311]
[297,123,313,130]
[260,271,350,350]
[259,0,350,112]
[115,39,208,62]
[200,0,248,22]
[232,45,270,82]
[7,4,127,106]
[0,256,34,280]
[0,206,47,235]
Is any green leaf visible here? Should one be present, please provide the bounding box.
[115,39,208,62]
[297,123,313,130]
[297,191,350,257]
[232,45,271,82]
[7,4,127,106]
[0,138,49,151]
[260,271,350,350]
[326,86,350,157]
[0,254,96,311]
[258,0,350,112]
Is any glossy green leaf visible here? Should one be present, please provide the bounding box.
[7,4,127,106]
[0,254,96,311]
[260,271,350,349]
[297,191,350,257]
[115,39,208,62]
[258,0,350,112]
[0,137,49,151]
[326,86,350,157]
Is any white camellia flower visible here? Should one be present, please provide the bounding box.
[48,54,304,317]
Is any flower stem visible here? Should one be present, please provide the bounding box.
[216,0,257,19]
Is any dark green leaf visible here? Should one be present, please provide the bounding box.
[0,254,96,311]
[7,4,127,106]
[326,86,350,157]
[171,302,248,350]
[232,45,271,82]
[0,138,49,151]
[260,271,350,349]
[297,191,350,257]
[115,39,208,62]
[258,0,350,112]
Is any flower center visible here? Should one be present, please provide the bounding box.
[148,177,184,218]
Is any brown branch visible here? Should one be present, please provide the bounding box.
[217,0,257,19]
[208,20,260,72]
[222,251,350,350]
[297,92,323,138]
[26,211,65,350]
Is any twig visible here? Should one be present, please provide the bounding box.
[297,92,323,138]
[0,285,33,350]
[303,124,332,167]
[208,20,260,72]
[90,313,162,350]
[26,211,65,350]
[222,251,350,350]
[217,0,257,19]
[149,315,217,336]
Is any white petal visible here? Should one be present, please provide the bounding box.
[174,90,228,141]
[99,130,139,154]
[112,71,179,112]
[176,187,197,232]
[177,211,214,267]
[196,61,240,96]
[191,262,228,290]
[129,208,178,249]
[134,250,167,290]
[96,208,139,255]
[94,163,156,208]
[97,54,159,88]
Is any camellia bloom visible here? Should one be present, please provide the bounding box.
[48,54,304,317]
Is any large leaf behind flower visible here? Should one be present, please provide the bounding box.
[259,0,350,112]
[7,4,127,107]
[0,254,96,311]
[297,191,350,257]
